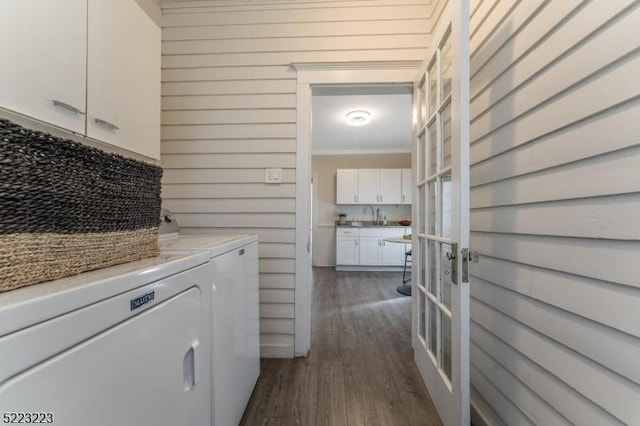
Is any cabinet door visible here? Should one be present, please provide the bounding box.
[401,168,412,205]
[359,236,382,265]
[87,0,161,160]
[0,0,87,134]
[378,169,402,204]
[358,169,379,204]
[381,239,405,265]
[336,237,359,265]
[336,169,358,204]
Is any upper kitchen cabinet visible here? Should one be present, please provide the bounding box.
[358,169,402,205]
[401,168,412,205]
[336,169,359,204]
[0,0,160,160]
[0,0,88,134]
[87,0,160,160]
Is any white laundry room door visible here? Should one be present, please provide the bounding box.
[412,1,471,425]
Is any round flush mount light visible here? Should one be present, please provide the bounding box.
[345,110,371,126]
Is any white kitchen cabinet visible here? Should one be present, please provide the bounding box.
[87,0,160,160]
[360,228,406,266]
[378,169,402,204]
[359,235,383,265]
[0,0,160,160]
[0,0,88,134]
[336,229,359,265]
[337,227,410,268]
[357,169,379,204]
[336,169,359,204]
[401,168,412,205]
[381,237,405,266]
[337,169,403,205]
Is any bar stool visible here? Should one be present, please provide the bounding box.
[403,250,412,284]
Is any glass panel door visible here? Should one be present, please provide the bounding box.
[412,2,471,425]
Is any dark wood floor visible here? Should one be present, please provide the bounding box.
[240,268,442,426]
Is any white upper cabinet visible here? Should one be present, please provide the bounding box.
[401,168,412,205]
[0,0,87,134]
[337,168,406,205]
[0,0,160,160]
[354,169,402,205]
[357,169,379,204]
[378,169,402,204]
[87,0,160,160]
[336,169,359,204]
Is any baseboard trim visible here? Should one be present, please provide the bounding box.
[335,265,405,272]
[260,345,294,359]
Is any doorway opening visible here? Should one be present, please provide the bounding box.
[310,83,414,272]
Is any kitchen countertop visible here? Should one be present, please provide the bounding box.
[335,220,411,228]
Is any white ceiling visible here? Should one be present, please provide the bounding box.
[311,85,413,155]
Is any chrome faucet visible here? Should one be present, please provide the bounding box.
[376,208,382,225]
[366,205,375,224]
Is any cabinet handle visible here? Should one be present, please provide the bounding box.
[52,99,85,115]
[95,118,120,131]
[402,195,405,203]
[355,240,358,246]
[380,195,383,202]
[354,195,357,203]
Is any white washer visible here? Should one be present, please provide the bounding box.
[160,232,260,426]
[0,251,212,426]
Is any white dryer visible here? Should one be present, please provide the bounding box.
[159,211,260,426]
[0,251,212,426]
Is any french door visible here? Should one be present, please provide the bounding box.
[412,2,470,425]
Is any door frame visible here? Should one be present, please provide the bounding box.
[293,61,421,356]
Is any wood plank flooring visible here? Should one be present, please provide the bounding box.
[240,268,442,426]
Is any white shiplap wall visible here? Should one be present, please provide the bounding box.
[160,0,436,357]
[469,0,640,424]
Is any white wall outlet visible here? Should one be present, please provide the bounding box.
[265,168,282,183]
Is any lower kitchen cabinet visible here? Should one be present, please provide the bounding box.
[336,227,410,269]
[336,229,359,265]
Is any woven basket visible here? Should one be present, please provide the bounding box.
[0,118,163,292]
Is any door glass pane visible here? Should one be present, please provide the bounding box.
[429,298,437,354]
[441,243,452,309]
[428,123,437,176]
[441,312,452,381]
[428,181,436,235]
[442,103,452,168]
[418,185,426,234]
[419,291,426,340]
[419,238,426,287]
[441,174,452,238]
[420,79,428,126]
[441,33,452,100]
[419,132,427,182]
[428,61,437,117]
[428,240,437,295]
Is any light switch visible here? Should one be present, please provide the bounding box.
[265,168,282,183]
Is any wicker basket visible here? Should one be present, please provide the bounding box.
[0,118,163,292]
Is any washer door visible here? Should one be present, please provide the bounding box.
[0,287,207,426]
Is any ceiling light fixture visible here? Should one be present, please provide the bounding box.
[345,110,371,126]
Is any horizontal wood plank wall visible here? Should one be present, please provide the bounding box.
[469,0,640,424]
[160,0,434,358]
